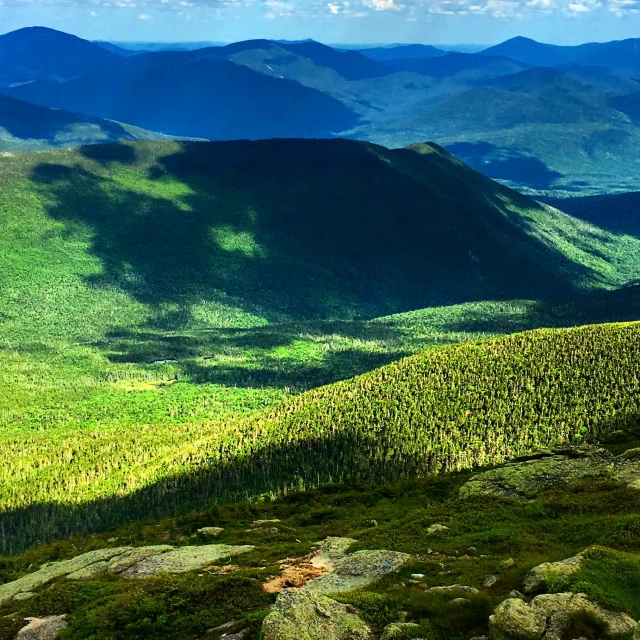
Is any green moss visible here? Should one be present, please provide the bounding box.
[552,548,640,617]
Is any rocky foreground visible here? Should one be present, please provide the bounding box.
[0,441,639,639]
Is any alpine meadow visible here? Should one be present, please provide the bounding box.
[0,19,639,640]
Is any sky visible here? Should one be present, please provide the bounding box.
[0,0,639,45]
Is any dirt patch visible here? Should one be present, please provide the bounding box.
[264,553,328,594]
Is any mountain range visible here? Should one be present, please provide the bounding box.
[1,26,640,192]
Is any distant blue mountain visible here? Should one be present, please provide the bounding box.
[358,44,446,62]
[480,36,640,76]
[0,26,119,85]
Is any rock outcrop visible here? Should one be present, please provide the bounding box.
[310,538,357,571]
[121,544,253,577]
[15,615,68,639]
[489,593,637,640]
[460,446,617,500]
[304,549,411,596]
[261,590,373,640]
[522,550,587,594]
[0,544,254,604]
[460,444,640,500]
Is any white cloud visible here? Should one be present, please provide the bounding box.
[363,0,401,9]
[566,0,600,13]
[0,0,634,21]
[608,0,639,14]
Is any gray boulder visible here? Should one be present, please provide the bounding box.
[15,616,68,640]
[261,589,372,640]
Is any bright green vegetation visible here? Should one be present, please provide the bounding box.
[1,431,639,639]
[2,320,639,553]
[1,139,640,551]
[550,547,640,615]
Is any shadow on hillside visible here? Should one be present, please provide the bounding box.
[0,431,406,554]
[100,317,425,390]
[29,139,601,359]
[3,393,637,555]
[99,286,640,392]
[80,141,138,166]
[446,141,563,190]
[540,192,640,239]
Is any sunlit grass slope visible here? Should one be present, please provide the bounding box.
[2,321,640,551]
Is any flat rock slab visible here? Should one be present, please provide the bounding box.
[490,592,637,640]
[122,544,254,577]
[261,589,373,640]
[305,550,411,595]
[0,544,253,603]
[0,547,131,604]
[16,615,68,640]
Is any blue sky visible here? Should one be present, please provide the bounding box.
[1,0,639,45]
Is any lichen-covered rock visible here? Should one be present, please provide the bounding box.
[67,560,110,580]
[489,593,637,640]
[0,547,130,603]
[121,544,254,577]
[379,622,421,639]
[304,550,411,596]
[16,615,68,639]
[522,550,587,594]
[310,538,357,571]
[261,589,372,640]
[12,592,35,601]
[0,544,252,602]
[460,447,616,500]
[105,545,174,575]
